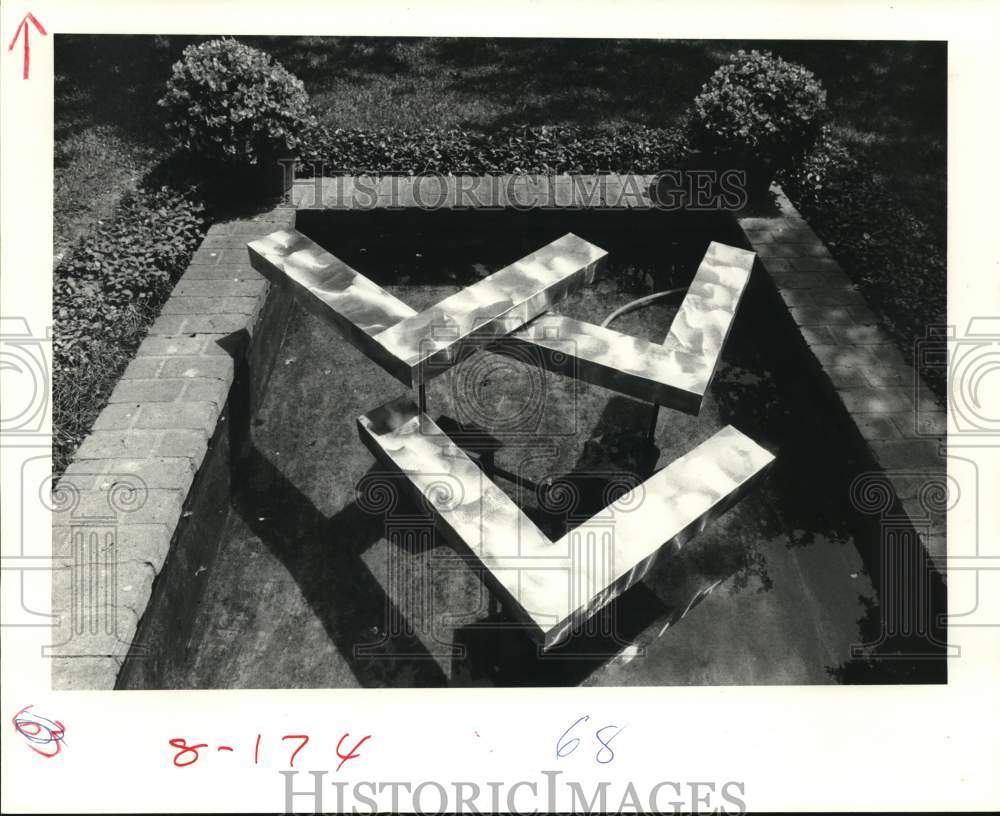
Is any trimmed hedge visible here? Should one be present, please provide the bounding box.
[160,39,312,167]
[53,185,206,474]
[53,118,945,475]
[780,127,946,397]
[299,123,692,176]
[300,118,944,400]
[693,49,827,170]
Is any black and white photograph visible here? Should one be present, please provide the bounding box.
[2,3,997,814]
[45,35,951,691]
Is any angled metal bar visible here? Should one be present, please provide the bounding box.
[497,314,708,415]
[248,228,417,378]
[357,394,556,633]
[542,424,773,648]
[371,233,608,386]
[646,240,755,435]
[250,229,608,389]
[492,241,755,415]
[661,240,755,396]
[358,396,774,650]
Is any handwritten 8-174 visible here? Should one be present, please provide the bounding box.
[168,731,371,770]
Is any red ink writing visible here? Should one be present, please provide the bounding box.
[281,734,309,768]
[168,732,369,769]
[169,738,207,767]
[12,705,65,758]
[7,13,46,80]
[335,732,371,771]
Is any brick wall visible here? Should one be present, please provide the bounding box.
[737,188,947,572]
[51,204,295,689]
[50,176,947,688]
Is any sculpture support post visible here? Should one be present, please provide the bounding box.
[647,405,660,443]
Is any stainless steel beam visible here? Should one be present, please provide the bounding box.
[255,227,772,652]
[371,233,608,387]
[661,240,755,397]
[498,240,755,415]
[248,229,417,377]
[498,314,707,415]
[646,240,755,435]
[358,396,774,650]
[250,229,608,388]
[542,424,774,648]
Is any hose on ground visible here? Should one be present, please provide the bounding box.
[600,286,687,329]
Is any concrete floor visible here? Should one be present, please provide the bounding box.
[159,211,910,688]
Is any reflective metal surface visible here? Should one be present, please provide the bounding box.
[255,227,770,650]
[487,241,753,414]
[249,232,748,400]
[248,229,417,375]
[358,397,774,649]
[499,314,708,414]
[661,241,755,395]
[372,233,607,386]
[250,229,607,388]
[543,425,774,647]
[357,394,555,633]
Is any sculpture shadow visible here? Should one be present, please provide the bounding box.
[228,363,449,686]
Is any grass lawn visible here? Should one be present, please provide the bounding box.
[54,37,176,263]
[270,38,946,241]
[53,38,946,475]
[56,36,946,254]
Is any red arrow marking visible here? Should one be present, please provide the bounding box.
[7,13,47,80]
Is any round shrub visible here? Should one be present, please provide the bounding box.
[159,39,311,166]
[693,50,827,169]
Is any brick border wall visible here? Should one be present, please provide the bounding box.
[51,176,946,688]
[736,187,947,572]
[52,204,295,689]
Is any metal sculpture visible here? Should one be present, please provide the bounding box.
[249,228,774,650]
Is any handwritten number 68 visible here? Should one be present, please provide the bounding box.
[556,715,625,764]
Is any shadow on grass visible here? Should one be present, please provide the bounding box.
[245,36,412,84]
[54,35,202,162]
[430,38,720,129]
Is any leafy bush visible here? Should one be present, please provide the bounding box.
[299,123,692,176]
[56,186,204,318]
[53,185,206,474]
[159,39,312,166]
[780,127,946,397]
[693,50,827,170]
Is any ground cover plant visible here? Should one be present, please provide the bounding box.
[53,37,946,475]
[53,185,206,473]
